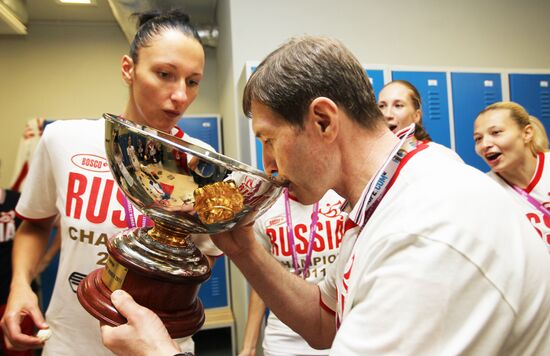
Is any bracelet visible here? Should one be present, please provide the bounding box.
[173,353,193,356]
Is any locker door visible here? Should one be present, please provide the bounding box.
[391,71,451,148]
[451,72,502,172]
[509,73,550,134]
[366,68,385,100]
[178,116,222,153]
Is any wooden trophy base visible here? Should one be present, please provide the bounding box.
[77,250,210,338]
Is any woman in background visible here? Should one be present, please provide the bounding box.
[239,189,350,356]
[474,101,550,252]
[377,80,431,142]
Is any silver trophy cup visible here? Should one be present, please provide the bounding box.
[77,113,284,337]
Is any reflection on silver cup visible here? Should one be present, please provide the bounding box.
[77,113,285,338]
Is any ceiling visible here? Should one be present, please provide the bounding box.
[1,0,218,37]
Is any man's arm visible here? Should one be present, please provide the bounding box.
[100,225,337,355]
[213,225,336,349]
[1,218,55,350]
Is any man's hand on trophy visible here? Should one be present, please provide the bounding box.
[100,290,180,356]
[0,283,49,350]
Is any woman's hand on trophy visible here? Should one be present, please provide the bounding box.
[0,283,49,350]
[100,290,180,356]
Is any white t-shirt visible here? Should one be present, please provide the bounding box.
[16,118,222,355]
[319,142,550,355]
[487,151,550,253]
[253,189,348,355]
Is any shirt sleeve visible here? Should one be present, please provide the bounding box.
[317,222,360,315]
[15,126,58,220]
[252,218,272,253]
[318,260,338,314]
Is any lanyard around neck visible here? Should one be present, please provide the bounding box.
[352,124,416,228]
[498,174,550,219]
[122,195,150,228]
[283,188,320,278]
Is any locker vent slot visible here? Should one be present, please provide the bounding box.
[541,91,550,119]
[483,91,498,106]
[427,90,441,120]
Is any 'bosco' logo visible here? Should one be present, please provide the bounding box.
[71,154,110,173]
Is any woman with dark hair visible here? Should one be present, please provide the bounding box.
[0,9,221,355]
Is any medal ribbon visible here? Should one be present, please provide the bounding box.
[122,195,151,228]
[283,188,320,279]
[498,175,550,219]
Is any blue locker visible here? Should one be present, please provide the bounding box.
[451,72,502,172]
[198,256,229,308]
[178,116,222,153]
[509,73,550,134]
[391,71,452,148]
[254,134,264,171]
[366,68,385,100]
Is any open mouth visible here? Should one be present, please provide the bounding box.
[485,152,501,162]
[388,123,398,132]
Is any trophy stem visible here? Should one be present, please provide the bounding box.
[147,221,191,247]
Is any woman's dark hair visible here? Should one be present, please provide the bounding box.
[129,9,202,63]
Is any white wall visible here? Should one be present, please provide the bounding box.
[228,0,550,68]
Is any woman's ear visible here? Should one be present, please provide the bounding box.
[121,55,134,85]
[413,109,422,124]
[309,97,339,141]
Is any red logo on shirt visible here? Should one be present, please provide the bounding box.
[71,154,110,173]
[267,216,286,226]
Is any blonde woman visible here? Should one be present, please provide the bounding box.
[474,101,550,252]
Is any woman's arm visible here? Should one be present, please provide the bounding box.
[239,287,266,356]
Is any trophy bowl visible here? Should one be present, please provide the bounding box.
[77,113,284,338]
